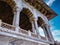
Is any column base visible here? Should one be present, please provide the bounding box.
[15,27,20,32]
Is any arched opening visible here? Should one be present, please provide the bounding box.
[0,1,14,25]
[37,17,45,37]
[19,8,33,32]
[37,17,52,41]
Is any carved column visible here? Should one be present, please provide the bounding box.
[30,18,36,33]
[44,24,54,44]
[31,21,35,33]
[13,7,22,32]
[32,9,40,36]
[14,7,21,27]
[0,20,2,27]
[41,24,49,41]
[33,18,40,37]
[46,24,54,41]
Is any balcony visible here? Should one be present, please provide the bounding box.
[0,20,53,44]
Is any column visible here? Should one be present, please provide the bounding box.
[30,19,36,33]
[44,24,54,44]
[31,21,35,33]
[46,24,54,41]
[15,7,21,27]
[13,7,22,32]
[33,9,40,37]
[33,18,40,37]
[13,11,16,26]
[0,20,2,27]
[42,24,48,41]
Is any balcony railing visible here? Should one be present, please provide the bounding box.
[1,22,15,31]
[20,29,28,35]
[0,20,44,39]
[0,20,53,44]
[0,19,46,39]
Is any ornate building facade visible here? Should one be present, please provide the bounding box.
[0,0,57,45]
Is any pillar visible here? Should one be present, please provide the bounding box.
[13,11,16,26]
[44,24,54,44]
[31,21,35,33]
[30,18,36,34]
[41,24,49,41]
[47,24,54,41]
[13,7,21,27]
[0,20,2,27]
[13,7,22,32]
[33,9,40,37]
[33,18,40,37]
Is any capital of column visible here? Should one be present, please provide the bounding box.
[30,16,38,22]
[15,7,22,12]
[13,7,22,16]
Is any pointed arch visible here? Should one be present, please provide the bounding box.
[0,1,14,25]
[20,8,33,32]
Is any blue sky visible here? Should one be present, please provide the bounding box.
[43,0,60,42]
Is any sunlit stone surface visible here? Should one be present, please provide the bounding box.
[0,0,57,45]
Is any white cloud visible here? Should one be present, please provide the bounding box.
[38,27,45,37]
[52,30,60,36]
[49,21,56,30]
[49,21,60,42]
[52,30,60,42]
[38,26,60,42]
[46,0,55,6]
[44,0,60,42]
[38,21,60,42]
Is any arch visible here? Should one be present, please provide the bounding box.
[34,9,49,26]
[21,8,33,19]
[37,17,45,37]
[22,0,49,25]
[19,8,33,32]
[37,17,45,27]
[38,14,49,26]
[0,0,16,12]
[37,16,51,41]
[0,1,14,25]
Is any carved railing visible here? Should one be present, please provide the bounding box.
[40,36,46,40]
[19,28,46,40]
[1,22,15,31]
[20,29,28,35]
[0,20,47,41]
[20,28,38,38]
[0,20,15,31]
[31,32,38,38]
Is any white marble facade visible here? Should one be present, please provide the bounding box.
[0,0,54,45]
